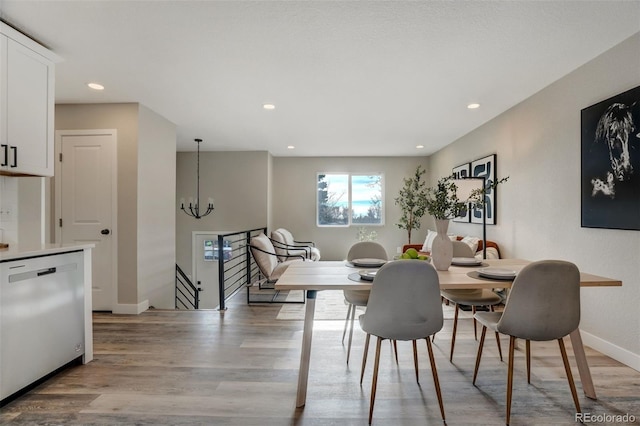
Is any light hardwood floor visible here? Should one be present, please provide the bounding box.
[1,290,638,425]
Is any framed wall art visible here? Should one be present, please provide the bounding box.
[471,154,497,225]
[581,85,640,231]
[452,162,471,223]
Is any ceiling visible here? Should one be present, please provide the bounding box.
[1,1,639,156]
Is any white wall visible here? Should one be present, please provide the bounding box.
[271,156,429,260]
[429,33,640,370]
[137,105,177,309]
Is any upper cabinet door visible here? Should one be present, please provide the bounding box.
[0,24,58,177]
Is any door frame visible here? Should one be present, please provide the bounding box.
[54,129,118,311]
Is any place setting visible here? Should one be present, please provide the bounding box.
[345,258,387,268]
[467,266,517,281]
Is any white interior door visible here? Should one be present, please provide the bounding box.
[55,130,116,311]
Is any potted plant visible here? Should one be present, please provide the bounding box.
[425,175,508,270]
[394,165,428,244]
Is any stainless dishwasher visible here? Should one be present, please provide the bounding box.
[0,251,85,401]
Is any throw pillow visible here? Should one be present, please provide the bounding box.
[421,229,437,252]
[461,235,480,253]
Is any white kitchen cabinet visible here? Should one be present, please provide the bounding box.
[0,23,60,177]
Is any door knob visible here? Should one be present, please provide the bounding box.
[101,229,110,235]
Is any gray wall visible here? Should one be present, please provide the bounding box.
[56,103,177,310]
[429,33,640,368]
[175,151,270,273]
[137,105,177,309]
[271,156,429,260]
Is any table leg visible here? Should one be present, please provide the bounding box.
[296,290,317,408]
[569,328,597,400]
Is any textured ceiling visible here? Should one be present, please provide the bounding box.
[1,1,639,156]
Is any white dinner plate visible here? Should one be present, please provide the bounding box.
[351,258,387,268]
[451,257,482,266]
[358,270,378,281]
[478,267,517,280]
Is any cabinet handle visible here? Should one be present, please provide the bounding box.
[10,146,17,168]
[37,267,57,276]
[1,144,7,166]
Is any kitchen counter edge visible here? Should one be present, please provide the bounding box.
[0,244,95,262]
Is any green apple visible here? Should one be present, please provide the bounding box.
[405,248,419,259]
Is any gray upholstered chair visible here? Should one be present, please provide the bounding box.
[473,260,582,425]
[359,260,446,424]
[343,241,388,364]
[439,240,503,362]
[270,228,321,261]
[249,233,305,284]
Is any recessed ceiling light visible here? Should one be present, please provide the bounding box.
[87,82,104,90]
[467,103,480,109]
[263,103,275,110]
[416,145,424,149]
[287,145,295,149]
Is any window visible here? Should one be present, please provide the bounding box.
[317,173,384,226]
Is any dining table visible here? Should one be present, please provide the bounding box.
[274,258,622,408]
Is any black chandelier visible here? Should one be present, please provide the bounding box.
[180,138,214,219]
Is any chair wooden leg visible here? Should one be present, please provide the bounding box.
[473,326,487,385]
[526,340,531,384]
[360,333,371,385]
[495,332,503,361]
[369,337,383,425]
[472,306,478,340]
[346,304,356,364]
[342,303,353,343]
[506,336,516,426]
[450,303,460,362]
[559,337,581,414]
[426,338,446,421]
[412,340,419,383]
[393,340,399,364]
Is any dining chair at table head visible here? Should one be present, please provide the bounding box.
[473,260,581,425]
[342,241,388,364]
[359,260,446,424]
[440,240,503,361]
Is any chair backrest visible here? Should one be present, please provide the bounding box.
[359,261,443,341]
[452,240,475,258]
[276,228,295,245]
[497,260,580,341]
[347,241,388,262]
[249,233,278,278]
[270,229,289,260]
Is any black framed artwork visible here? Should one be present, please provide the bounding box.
[471,154,497,225]
[452,162,471,223]
[581,85,640,231]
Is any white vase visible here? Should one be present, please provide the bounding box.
[431,219,453,271]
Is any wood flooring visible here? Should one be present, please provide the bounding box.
[1,290,638,425]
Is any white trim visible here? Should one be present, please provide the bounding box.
[55,129,118,312]
[112,299,149,315]
[580,330,640,372]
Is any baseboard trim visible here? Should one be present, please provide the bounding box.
[112,299,149,315]
[580,330,640,372]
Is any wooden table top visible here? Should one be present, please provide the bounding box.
[275,259,622,291]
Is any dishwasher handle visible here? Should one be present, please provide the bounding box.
[37,267,57,277]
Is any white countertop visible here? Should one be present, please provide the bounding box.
[0,243,94,262]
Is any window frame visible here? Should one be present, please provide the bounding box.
[316,172,385,227]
